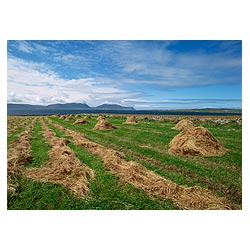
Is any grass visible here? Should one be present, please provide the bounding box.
[50,115,242,207]
[8,117,176,209]
[7,115,242,209]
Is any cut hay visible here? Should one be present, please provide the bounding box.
[123,116,138,124]
[97,115,104,121]
[65,116,73,121]
[93,118,117,130]
[48,118,232,210]
[173,119,194,130]
[73,118,88,125]
[23,119,94,198]
[7,118,37,192]
[168,126,227,156]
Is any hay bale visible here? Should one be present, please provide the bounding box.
[168,126,227,156]
[173,119,194,130]
[73,118,88,125]
[93,118,117,130]
[123,116,138,124]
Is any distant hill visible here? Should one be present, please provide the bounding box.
[48,103,90,109]
[96,104,135,111]
[7,102,136,115]
[7,103,44,109]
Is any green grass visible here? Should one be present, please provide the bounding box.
[49,116,242,207]
[8,117,176,209]
[8,115,242,209]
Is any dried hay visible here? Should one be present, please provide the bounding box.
[49,119,232,210]
[123,116,138,124]
[73,118,88,125]
[93,118,117,130]
[65,116,73,121]
[173,119,194,130]
[168,126,227,156]
[97,115,104,121]
[23,119,94,197]
[7,118,37,192]
[23,145,94,197]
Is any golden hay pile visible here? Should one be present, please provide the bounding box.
[168,126,227,156]
[123,116,138,124]
[50,119,232,210]
[23,119,94,197]
[93,118,117,130]
[173,119,194,130]
[65,116,73,121]
[73,118,88,125]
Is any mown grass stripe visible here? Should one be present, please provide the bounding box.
[50,116,241,207]
[45,118,177,209]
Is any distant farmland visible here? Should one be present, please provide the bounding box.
[7,114,242,210]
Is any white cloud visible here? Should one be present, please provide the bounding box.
[16,41,34,53]
[7,55,141,106]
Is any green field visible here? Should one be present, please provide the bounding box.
[7,115,242,210]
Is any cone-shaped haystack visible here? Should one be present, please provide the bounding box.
[123,116,138,124]
[168,126,227,156]
[173,119,194,130]
[93,118,117,130]
[73,118,88,125]
[97,115,104,121]
[60,115,66,119]
[65,116,73,121]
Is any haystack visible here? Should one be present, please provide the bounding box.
[173,119,194,130]
[73,118,88,125]
[65,116,73,121]
[93,118,117,130]
[168,126,226,156]
[123,116,138,124]
[97,115,104,121]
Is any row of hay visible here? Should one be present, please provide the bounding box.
[7,117,31,136]
[48,118,232,210]
[7,117,37,192]
[23,118,95,198]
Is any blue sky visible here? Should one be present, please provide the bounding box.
[7,40,242,109]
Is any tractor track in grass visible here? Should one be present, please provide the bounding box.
[49,117,242,206]
[47,118,234,210]
[23,118,95,198]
